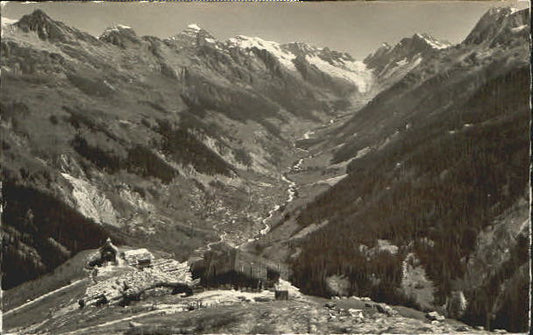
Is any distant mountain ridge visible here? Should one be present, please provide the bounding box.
[14,9,98,43]
[464,6,530,46]
[364,32,451,73]
[363,33,451,93]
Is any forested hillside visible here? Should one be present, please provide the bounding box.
[290,7,530,332]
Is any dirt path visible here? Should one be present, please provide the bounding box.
[3,279,87,317]
[58,310,163,335]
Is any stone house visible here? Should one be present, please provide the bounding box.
[121,248,154,268]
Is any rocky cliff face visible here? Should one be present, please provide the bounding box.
[364,33,450,73]
[363,33,451,93]
[464,7,530,46]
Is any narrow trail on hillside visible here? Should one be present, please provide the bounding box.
[193,222,228,256]
[58,309,163,335]
[205,225,228,251]
[4,279,87,316]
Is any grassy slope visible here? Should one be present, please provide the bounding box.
[2,250,94,330]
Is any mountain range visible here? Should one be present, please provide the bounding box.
[1,6,530,333]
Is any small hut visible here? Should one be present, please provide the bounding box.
[275,290,289,300]
[99,238,119,265]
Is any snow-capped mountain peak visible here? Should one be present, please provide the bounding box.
[228,35,281,50]
[14,9,83,43]
[227,35,298,71]
[1,16,17,37]
[282,41,323,57]
[101,24,133,35]
[100,23,140,47]
[463,6,529,46]
[182,23,211,35]
[227,36,375,93]
[172,23,216,45]
[413,33,451,49]
[362,32,451,92]
[187,23,202,31]
[365,43,392,62]
[1,16,18,26]
[364,32,449,75]
[114,24,132,30]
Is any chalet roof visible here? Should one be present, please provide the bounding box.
[100,238,119,254]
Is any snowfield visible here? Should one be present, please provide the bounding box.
[414,33,451,50]
[228,35,298,71]
[305,55,375,93]
[187,23,201,31]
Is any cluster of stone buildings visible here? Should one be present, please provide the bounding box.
[81,239,290,308]
[81,239,195,307]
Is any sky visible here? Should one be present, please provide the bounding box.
[2,1,529,60]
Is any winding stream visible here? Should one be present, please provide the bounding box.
[204,222,230,252]
[247,157,303,243]
[197,153,307,254]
